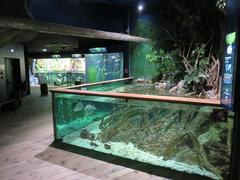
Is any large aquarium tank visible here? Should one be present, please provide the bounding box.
[85,53,123,83]
[30,52,123,86]
[52,79,233,180]
[30,57,86,86]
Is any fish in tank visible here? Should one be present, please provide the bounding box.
[53,89,233,180]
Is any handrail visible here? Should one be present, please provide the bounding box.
[51,77,134,90]
[50,88,221,107]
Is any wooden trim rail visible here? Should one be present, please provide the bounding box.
[0,15,150,42]
[53,77,134,90]
[50,88,221,107]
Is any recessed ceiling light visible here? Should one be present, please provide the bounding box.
[138,3,144,12]
[10,49,14,53]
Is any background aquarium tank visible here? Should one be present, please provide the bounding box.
[30,57,86,86]
[30,52,124,86]
[52,79,233,180]
[85,53,123,83]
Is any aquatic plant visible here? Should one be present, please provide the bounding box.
[87,66,97,83]
[97,66,106,82]
[146,48,184,83]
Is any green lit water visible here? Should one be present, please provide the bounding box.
[54,91,232,180]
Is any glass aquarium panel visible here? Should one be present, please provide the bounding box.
[36,72,85,86]
[35,58,85,72]
[85,53,123,83]
[53,93,233,180]
[30,57,85,86]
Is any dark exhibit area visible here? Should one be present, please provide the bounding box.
[0,0,240,180]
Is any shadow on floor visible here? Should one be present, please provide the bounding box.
[35,140,212,180]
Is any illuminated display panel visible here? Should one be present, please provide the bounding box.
[221,32,237,110]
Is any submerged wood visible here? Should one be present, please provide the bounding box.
[98,105,232,179]
[0,15,150,42]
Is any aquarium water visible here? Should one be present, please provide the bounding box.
[53,84,232,180]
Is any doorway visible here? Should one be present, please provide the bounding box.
[5,58,21,100]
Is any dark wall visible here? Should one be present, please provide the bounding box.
[26,0,129,33]
[0,0,29,17]
[128,1,166,79]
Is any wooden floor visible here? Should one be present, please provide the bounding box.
[0,87,168,180]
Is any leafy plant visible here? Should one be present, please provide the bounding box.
[180,43,210,93]
[146,48,184,83]
[87,67,97,83]
[184,71,208,93]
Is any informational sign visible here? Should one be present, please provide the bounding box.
[221,32,237,110]
[89,47,107,53]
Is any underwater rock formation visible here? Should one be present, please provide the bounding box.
[80,129,90,139]
[128,80,219,99]
[97,105,232,179]
[90,142,98,147]
[104,143,111,150]
[80,129,95,141]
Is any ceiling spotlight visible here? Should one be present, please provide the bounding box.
[10,49,14,53]
[138,3,144,12]
[42,48,47,52]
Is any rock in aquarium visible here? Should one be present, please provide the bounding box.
[89,133,95,141]
[80,129,89,139]
[90,142,98,147]
[104,144,111,150]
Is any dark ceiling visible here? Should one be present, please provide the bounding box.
[84,0,151,5]
[0,0,29,17]
[0,0,149,18]
[0,0,151,55]
[24,33,125,55]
